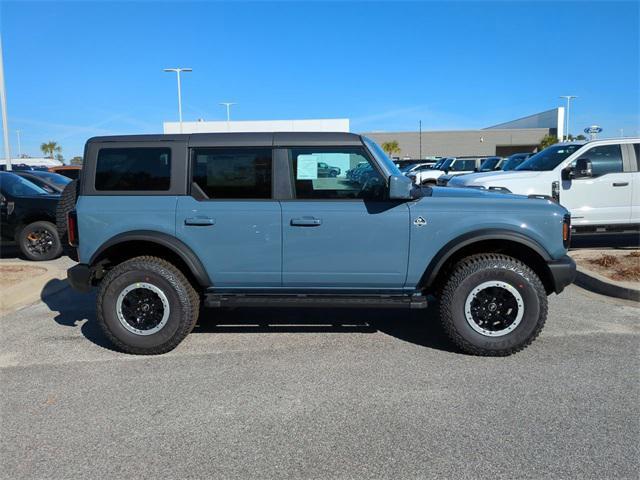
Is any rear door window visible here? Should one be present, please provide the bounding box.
[192,148,272,199]
[95,148,171,191]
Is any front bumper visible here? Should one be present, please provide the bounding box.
[547,255,576,294]
[67,264,92,292]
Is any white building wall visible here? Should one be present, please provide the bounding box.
[1,157,63,168]
[163,118,350,134]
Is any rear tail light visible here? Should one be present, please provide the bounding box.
[67,210,79,247]
[562,214,571,248]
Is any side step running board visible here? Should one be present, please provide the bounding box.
[204,293,428,309]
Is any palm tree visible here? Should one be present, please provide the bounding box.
[381,140,401,158]
[40,141,62,159]
[538,135,558,151]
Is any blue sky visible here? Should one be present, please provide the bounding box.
[1,0,639,158]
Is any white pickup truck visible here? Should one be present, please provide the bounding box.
[447,138,640,233]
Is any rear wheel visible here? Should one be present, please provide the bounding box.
[97,256,200,354]
[18,221,62,261]
[439,253,547,356]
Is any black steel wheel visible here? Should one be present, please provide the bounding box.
[18,221,62,261]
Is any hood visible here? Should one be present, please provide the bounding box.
[448,170,543,186]
[426,186,524,200]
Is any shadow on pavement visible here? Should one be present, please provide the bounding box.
[40,279,117,351]
[195,303,458,353]
[39,279,458,354]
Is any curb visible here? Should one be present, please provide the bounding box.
[574,267,640,302]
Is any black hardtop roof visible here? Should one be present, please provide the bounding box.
[87,132,364,147]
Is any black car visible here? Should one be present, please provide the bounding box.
[0,172,62,261]
[12,170,71,194]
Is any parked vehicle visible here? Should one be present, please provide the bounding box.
[13,170,71,194]
[502,152,534,171]
[317,162,341,178]
[0,172,62,260]
[409,157,482,186]
[63,132,575,356]
[478,156,504,172]
[49,165,81,180]
[448,139,640,234]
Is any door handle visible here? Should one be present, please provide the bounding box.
[290,216,322,227]
[184,216,215,226]
[612,182,629,187]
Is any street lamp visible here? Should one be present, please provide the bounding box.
[16,129,21,157]
[164,68,192,133]
[0,36,11,170]
[219,102,236,129]
[559,95,577,141]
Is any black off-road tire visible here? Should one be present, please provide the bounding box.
[17,221,63,261]
[97,256,200,355]
[421,179,436,186]
[56,179,78,260]
[439,253,547,356]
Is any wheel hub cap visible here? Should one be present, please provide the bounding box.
[116,283,170,336]
[464,281,525,337]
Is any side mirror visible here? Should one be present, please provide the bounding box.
[561,165,573,181]
[574,158,593,178]
[388,174,414,199]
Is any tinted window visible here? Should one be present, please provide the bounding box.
[192,148,272,199]
[634,144,640,169]
[579,144,623,176]
[95,148,170,191]
[450,159,476,171]
[292,147,385,200]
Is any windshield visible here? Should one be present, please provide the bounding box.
[0,173,49,196]
[516,144,582,171]
[439,158,454,171]
[399,163,420,172]
[32,171,71,188]
[502,154,527,171]
[480,157,500,171]
[363,137,401,176]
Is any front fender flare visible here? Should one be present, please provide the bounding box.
[419,228,552,288]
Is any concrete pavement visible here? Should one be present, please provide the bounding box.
[1,283,638,479]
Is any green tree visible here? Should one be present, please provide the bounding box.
[40,141,62,159]
[70,156,83,166]
[538,135,558,150]
[381,140,401,158]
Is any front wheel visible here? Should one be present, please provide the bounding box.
[439,253,547,356]
[18,221,62,261]
[97,256,200,354]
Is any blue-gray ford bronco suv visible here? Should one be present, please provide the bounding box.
[63,132,575,355]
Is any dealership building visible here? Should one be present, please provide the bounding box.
[164,108,565,159]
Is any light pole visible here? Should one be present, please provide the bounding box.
[559,95,577,141]
[16,129,21,157]
[164,68,192,133]
[220,102,236,130]
[0,36,11,170]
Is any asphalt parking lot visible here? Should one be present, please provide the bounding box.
[1,280,638,479]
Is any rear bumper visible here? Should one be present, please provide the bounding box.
[547,255,577,294]
[67,264,92,292]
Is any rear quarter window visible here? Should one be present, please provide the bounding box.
[95,148,171,191]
